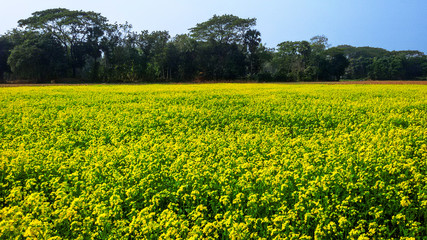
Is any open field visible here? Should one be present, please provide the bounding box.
[0,84,426,239]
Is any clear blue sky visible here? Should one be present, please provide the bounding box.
[1,0,426,53]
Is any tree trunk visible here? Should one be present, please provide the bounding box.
[70,45,76,78]
[72,65,76,78]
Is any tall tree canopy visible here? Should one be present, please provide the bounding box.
[1,9,426,83]
[7,31,67,82]
[18,8,108,47]
[189,14,256,45]
[188,14,261,80]
[18,8,108,77]
[0,35,13,82]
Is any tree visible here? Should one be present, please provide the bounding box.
[18,8,108,78]
[255,44,275,81]
[344,57,373,79]
[368,55,404,80]
[308,35,329,81]
[328,51,350,80]
[314,48,349,81]
[100,22,143,82]
[369,57,391,80]
[7,32,67,82]
[310,35,330,53]
[189,14,256,45]
[275,41,312,81]
[171,34,198,80]
[0,35,13,82]
[189,14,259,80]
[194,40,246,80]
[393,51,426,79]
[335,45,389,59]
[402,55,427,79]
[335,45,389,79]
[244,30,262,76]
[138,30,171,80]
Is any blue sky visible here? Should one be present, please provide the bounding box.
[1,0,426,53]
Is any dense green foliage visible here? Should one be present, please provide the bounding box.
[0,8,427,82]
[6,31,67,81]
[0,84,426,239]
[0,36,13,83]
[337,46,427,80]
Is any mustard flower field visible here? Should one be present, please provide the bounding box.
[0,84,426,239]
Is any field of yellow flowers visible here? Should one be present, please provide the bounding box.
[0,84,426,239]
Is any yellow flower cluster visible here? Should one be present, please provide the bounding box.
[0,84,426,239]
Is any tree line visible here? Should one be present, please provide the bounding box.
[0,8,426,83]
